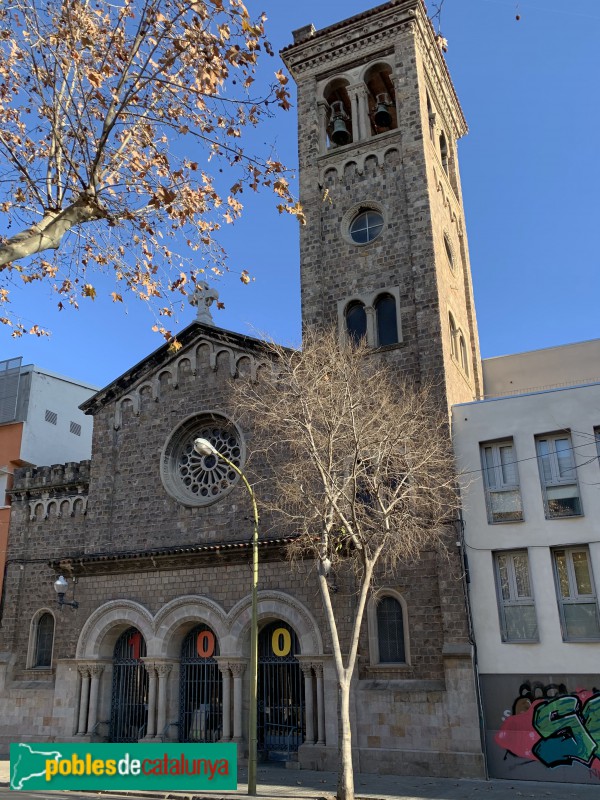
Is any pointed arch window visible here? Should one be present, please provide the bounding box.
[375,293,398,347]
[34,612,54,668]
[345,301,367,345]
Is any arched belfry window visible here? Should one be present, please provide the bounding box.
[364,63,397,136]
[376,596,406,663]
[346,301,367,345]
[375,294,398,347]
[34,612,54,668]
[439,131,449,174]
[324,79,353,148]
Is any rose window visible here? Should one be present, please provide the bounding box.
[161,413,245,507]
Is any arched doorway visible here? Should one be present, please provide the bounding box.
[258,620,305,759]
[179,624,222,742]
[110,627,148,742]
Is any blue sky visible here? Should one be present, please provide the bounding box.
[2,0,599,388]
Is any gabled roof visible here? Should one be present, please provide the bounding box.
[80,322,272,415]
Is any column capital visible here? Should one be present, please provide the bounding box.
[155,663,173,678]
[89,663,105,678]
[141,658,158,676]
[311,662,324,678]
[229,662,247,678]
[299,662,314,678]
[77,663,92,678]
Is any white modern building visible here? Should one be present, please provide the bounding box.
[0,357,97,596]
[453,339,600,784]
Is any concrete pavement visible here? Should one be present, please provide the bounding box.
[1,760,600,799]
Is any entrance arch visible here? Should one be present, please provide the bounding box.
[258,620,305,758]
[110,627,148,742]
[179,624,222,742]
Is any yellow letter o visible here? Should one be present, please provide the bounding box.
[272,627,291,657]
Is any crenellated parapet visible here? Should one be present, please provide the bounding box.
[11,461,90,521]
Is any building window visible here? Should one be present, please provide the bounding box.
[160,413,245,507]
[70,421,82,436]
[33,612,55,668]
[375,294,398,347]
[45,409,58,425]
[376,595,406,663]
[439,131,449,174]
[444,233,454,270]
[345,301,367,345]
[494,551,538,642]
[552,547,600,641]
[459,335,469,376]
[481,440,523,523]
[449,313,457,358]
[595,427,600,461]
[535,433,582,518]
[349,209,384,245]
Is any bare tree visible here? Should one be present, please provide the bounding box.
[0,0,301,336]
[233,328,459,800]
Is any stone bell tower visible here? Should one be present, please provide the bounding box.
[282,0,482,409]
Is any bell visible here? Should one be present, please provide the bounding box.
[331,117,351,146]
[374,92,392,128]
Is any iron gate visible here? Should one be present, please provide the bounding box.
[110,627,148,742]
[258,621,305,757]
[179,624,222,742]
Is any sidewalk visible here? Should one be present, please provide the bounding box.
[2,760,600,800]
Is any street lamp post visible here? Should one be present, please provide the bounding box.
[193,437,259,797]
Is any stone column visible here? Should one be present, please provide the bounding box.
[365,305,377,348]
[155,663,173,739]
[77,665,91,735]
[355,83,370,141]
[218,663,232,741]
[313,663,325,745]
[230,662,246,742]
[346,85,361,143]
[300,664,315,744]
[317,101,329,154]
[143,662,158,738]
[86,664,105,736]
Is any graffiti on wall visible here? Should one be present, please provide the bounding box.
[496,681,600,775]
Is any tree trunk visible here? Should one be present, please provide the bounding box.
[337,679,354,800]
[0,198,103,268]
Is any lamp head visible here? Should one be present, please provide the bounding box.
[194,437,216,457]
[54,575,68,595]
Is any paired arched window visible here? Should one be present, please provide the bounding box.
[449,312,469,376]
[323,62,397,151]
[33,612,54,668]
[344,293,400,348]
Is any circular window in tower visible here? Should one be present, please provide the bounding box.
[160,413,245,507]
[349,209,384,244]
[342,202,386,247]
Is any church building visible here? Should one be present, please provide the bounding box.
[0,0,486,778]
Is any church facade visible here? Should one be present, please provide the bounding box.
[0,1,486,779]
